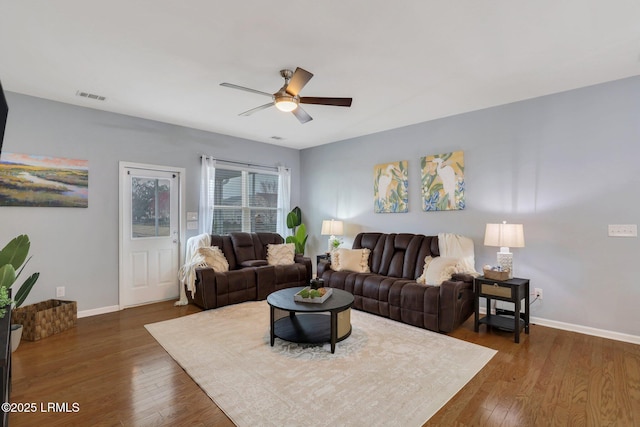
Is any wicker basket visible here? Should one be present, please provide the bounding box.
[11,299,77,341]
[483,268,510,281]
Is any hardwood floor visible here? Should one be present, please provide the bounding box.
[9,301,640,426]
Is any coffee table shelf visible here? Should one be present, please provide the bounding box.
[273,313,333,343]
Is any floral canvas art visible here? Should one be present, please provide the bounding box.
[421,151,465,211]
[0,152,88,207]
[374,160,408,213]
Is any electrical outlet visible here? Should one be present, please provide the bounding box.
[56,286,65,298]
[534,288,543,300]
[608,224,637,237]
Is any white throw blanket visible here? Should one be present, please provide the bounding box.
[175,233,211,306]
[438,232,480,276]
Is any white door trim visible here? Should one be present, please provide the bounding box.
[118,161,186,309]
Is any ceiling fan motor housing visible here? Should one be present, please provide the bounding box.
[220,67,352,123]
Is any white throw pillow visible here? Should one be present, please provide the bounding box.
[197,246,229,272]
[267,243,295,266]
[416,255,434,284]
[331,248,371,273]
[423,256,459,286]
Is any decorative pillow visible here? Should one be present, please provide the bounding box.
[267,243,295,266]
[331,248,371,273]
[416,256,434,284]
[197,246,229,272]
[422,256,459,286]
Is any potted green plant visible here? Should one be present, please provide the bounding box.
[285,206,308,255]
[0,235,40,352]
[330,237,343,251]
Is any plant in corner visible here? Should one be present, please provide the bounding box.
[0,234,40,351]
[285,206,308,255]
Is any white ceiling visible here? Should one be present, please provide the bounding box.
[1,1,639,149]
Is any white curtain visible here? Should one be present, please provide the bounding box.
[199,156,216,234]
[277,166,291,237]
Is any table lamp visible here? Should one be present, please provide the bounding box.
[321,219,344,253]
[484,221,525,279]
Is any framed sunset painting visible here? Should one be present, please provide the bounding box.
[0,152,88,207]
[374,160,408,213]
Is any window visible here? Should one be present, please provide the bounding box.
[200,157,290,236]
[131,177,171,238]
[210,167,280,234]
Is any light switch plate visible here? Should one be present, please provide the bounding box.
[187,211,198,221]
[608,224,637,237]
[187,221,198,230]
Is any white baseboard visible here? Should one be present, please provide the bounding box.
[478,307,640,345]
[77,297,177,318]
[78,305,120,318]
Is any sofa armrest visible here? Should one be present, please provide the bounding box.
[438,279,474,332]
[294,255,312,283]
[192,267,219,309]
[317,259,331,277]
[450,272,475,283]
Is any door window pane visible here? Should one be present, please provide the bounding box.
[132,177,171,238]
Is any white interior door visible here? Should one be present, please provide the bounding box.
[120,164,182,307]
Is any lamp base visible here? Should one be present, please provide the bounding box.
[496,250,514,279]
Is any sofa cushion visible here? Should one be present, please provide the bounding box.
[267,243,295,265]
[197,246,229,272]
[210,234,237,270]
[331,248,371,273]
[230,232,258,264]
[422,256,459,285]
[240,260,268,268]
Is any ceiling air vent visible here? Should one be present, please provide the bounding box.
[75,90,106,101]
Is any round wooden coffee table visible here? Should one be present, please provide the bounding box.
[267,287,354,354]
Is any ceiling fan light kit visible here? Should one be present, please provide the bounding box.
[274,95,298,112]
[220,67,352,124]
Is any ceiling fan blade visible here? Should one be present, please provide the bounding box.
[300,97,353,107]
[239,103,274,116]
[220,83,273,98]
[292,106,313,124]
[285,68,314,97]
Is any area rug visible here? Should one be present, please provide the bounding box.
[145,301,496,427]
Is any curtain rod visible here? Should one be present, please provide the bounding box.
[200,155,288,172]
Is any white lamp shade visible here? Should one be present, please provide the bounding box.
[484,223,525,248]
[321,219,344,236]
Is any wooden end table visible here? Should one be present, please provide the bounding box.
[474,276,530,343]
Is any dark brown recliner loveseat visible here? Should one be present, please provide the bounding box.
[187,232,312,310]
[318,232,475,333]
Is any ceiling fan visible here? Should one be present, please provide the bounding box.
[220,67,352,124]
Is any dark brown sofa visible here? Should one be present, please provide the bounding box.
[318,232,474,333]
[188,232,312,310]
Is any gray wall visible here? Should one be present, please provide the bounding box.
[301,76,640,338]
[0,93,301,312]
[3,76,639,339]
